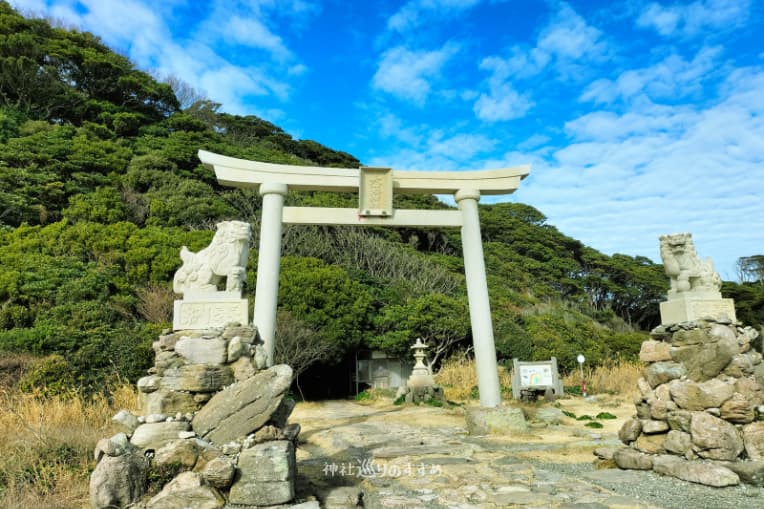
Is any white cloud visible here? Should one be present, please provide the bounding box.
[473,84,534,121]
[536,3,606,63]
[636,0,751,38]
[366,116,497,171]
[224,16,291,61]
[512,67,764,274]
[580,46,723,104]
[387,0,482,33]
[372,44,459,105]
[473,2,604,122]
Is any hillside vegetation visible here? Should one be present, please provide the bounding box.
[0,2,761,396]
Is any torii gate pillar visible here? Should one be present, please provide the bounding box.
[254,183,287,367]
[456,189,501,407]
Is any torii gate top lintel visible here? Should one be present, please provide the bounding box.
[199,149,530,408]
[198,149,530,196]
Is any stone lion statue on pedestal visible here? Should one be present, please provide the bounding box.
[173,221,252,295]
[659,232,721,295]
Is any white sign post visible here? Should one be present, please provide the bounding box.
[199,150,530,408]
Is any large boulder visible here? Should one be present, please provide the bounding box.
[652,455,739,487]
[645,362,685,388]
[89,453,147,509]
[669,325,738,382]
[639,340,672,362]
[669,378,735,411]
[229,441,296,506]
[174,336,228,365]
[743,422,764,460]
[192,364,293,444]
[130,421,191,452]
[690,411,744,461]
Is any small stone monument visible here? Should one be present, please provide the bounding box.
[172,221,251,330]
[658,232,736,324]
[402,338,445,404]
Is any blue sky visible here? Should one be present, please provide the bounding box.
[12,0,764,278]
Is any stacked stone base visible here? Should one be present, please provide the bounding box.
[614,318,764,487]
[90,326,306,509]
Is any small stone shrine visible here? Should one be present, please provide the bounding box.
[612,234,764,487]
[89,227,305,509]
[658,232,736,324]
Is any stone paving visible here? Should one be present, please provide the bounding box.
[290,401,660,509]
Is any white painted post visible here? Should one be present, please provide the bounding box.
[254,183,288,366]
[455,189,501,407]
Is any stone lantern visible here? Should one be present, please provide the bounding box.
[403,338,445,404]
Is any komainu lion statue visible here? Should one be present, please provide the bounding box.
[173,221,251,295]
[659,233,721,295]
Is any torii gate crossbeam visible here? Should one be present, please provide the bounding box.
[199,150,530,408]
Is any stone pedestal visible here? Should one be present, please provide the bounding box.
[173,293,249,330]
[659,291,736,325]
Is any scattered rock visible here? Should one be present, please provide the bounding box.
[613,448,653,470]
[130,421,191,452]
[89,452,147,509]
[641,419,669,434]
[690,412,744,461]
[94,433,132,462]
[153,439,199,469]
[618,418,641,443]
[465,406,528,435]
[201,457,236,489]
[142,389,199,415]
[229,440,296,506]
[634,432,666,454]
[742,422,764,460]
[721,460,764,486]
[534,407,565,425]
[666,410,692,432]
[146,471,224,509]
[640,340,672,362]
[112,409,140,434]
[664,430,692,456]
[645,361,686,388]
[720,392,755,424]
[161,364,234,393]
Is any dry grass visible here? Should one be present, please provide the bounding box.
[0,383,140,509]
[136,284,175,324]
[436,356,643,401]
[562,358,642,398]
[435,356,513,401]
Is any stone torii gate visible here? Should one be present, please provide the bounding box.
[199,150,530,407]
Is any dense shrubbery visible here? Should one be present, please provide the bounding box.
[0,2,761,393]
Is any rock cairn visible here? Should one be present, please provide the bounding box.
[614,318,764,487]
[89,325,305,509]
